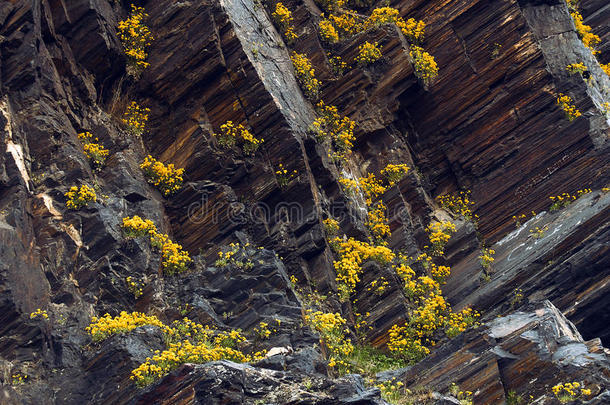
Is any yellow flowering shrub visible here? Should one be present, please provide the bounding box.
[275,163,298,188]
[253,320,280,340]
[117,5,154,74]
[140,155,184,196]
[479,247,495,270]
[319,19,339,43]
[602,63,610,77]
[556,93,581,121]
[126,276,143,298]
[445,307,480,338]
[358,173,386,205]
[332,237,394,300]
[272,3,298,42]
[121,216,192,275]
[291,52,321,100]
[311,101,356,159]
[65,184,97,210]
[364,8,426,44]
[130,318,264,386]
[380,163,409,186]
[122,101,150,136]
[323,217,340,237]
[85,311,168,342]
[549,189,591,210]
[122,215,156,238]
[327,13,361,37]
[410,45,439,84]
[425,220,456,256]
[355,41,382,66]
[214,242,254,270]
[365,201,390,242]
[552,382,591,403]
[387,323,430,363]
[566,62,588,75]
[78,132,109,169]
[215,121,264,154]
[328,53,348,75]
[304,309,354,373]
[367,276,389,295]
[30,308,49,319]
[569,7,600,54]
[11,373,28,386]
[436,190,477,220]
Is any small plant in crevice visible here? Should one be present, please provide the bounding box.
[125,276,144,299]
[566,62,588,76]
[436,190,477,221]
[78,132,109,170]
[448,383,474,405]
[272,2,298,43]
[506,390,525,405]
[140,155,184,196]
[549,189,591,211]
[275,163,298,188]
[65,184,97,210]
[291,51,321,100]
[512,213,527,227]
[380,163,409,186]
[551,381,592,403]
[214,242,255,270]
[117,5,154,77]
[425,220,456,256]
[410,45,439,85]
[122,101,150,136]
[355,41,382,66]
[556,93,581,121]
[30,308,49,320]
[510,288,524,309]
[214,121,264,155]
[327,53,348,75]
[11,373,28,386]
[479,247,495,270]
[121,216,192,275]
[529,225,548,239]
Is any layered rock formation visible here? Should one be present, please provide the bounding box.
[0,0,608,404]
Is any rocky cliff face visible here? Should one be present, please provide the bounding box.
[0,0,609,404]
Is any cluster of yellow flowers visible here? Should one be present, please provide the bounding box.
[375,377,406,403]
[530,225,548,239]
[365,201,390,242]
[326,13,360,37]
[30,308,49,320]
[140,155,184,196]
[315,0,346,13]
[566,62,588,75]
[122,101,150,136]
[380,163,409,186]
[478,247,495,270]
[367,276,389,295]
[436,190,477,221]
[215,120,264,154]
[556,93,582,121]
[331,237,394,300]
[549,189,591,210]
[85,311,168,342]
[364,7,426,44]
[410,45,439,84]
[355,41,382,66]
[445,307,480,338]
[129,317,264,386]
[323,217,340,236]
[567,2,600,54]
[121,216,192,275]
[125,276,144,298]
[387,323,430,363]
[425,220,456,256]
[78,132,109,169]
[552,381,592,403]
[275,163,298,188]
[272,3,298,42]
[253,319,281,340]
[327,53,348,75]
[291,52,321,100]
[602,63,610,77]
[319,19,339,43]
[117,5,153,73]
[214,242,254,270]
[65,184,97,210]
[11,373,28,385]
[358,173,387,205]
[311,101,356,160]
[304,309,354,373]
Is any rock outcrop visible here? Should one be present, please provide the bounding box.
[0,0,609,403]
